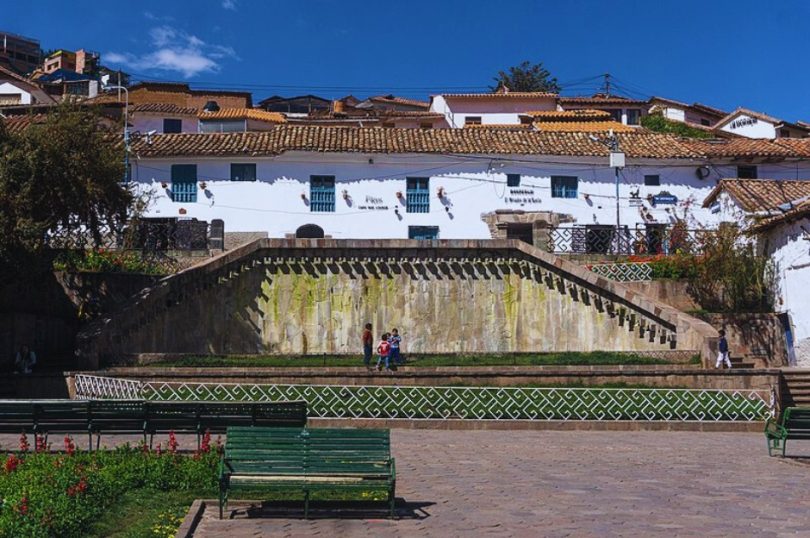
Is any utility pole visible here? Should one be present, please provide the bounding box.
[602,73,611,96]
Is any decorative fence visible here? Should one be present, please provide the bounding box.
[46,218,211,251]
[589,262,653,282]
[548,225,707,256]
[74,375,771,422]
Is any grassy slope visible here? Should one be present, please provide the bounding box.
[151,351,676,368]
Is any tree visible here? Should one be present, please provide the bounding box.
[0,105,132,280]
[491,61,560,93]
[641,113,713,139]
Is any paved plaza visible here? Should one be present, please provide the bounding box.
[192,429,810,537]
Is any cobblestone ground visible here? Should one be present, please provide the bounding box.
[193,430,810,537]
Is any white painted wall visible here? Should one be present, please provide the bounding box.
[719,114,777,139]
[131,114,198,134]
[130,152,810,241]
[0,81,31,104]
[663,107,686,122]
[764,219,810,367]
[430,95,556,127]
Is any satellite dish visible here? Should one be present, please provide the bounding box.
[695,166,711,180]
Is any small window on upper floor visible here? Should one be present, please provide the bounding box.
[507,174,521,187]
[551,176,578,198]
[382,122,395,128]
[464,116,482,126]
[780,129,791,138]
[626,109,641,125]
[163,118,182,134]
[231,163,256,181]
[310,175,336,212]
[644,175,660,186]
[700,119,712,126]
[737,165,758,179]
[419,122,433,130]
[608,109,622,123]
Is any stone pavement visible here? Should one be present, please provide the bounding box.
[193,430,810,537]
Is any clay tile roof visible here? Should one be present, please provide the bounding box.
[532,120,636,133]
[368,95,430,108]
[128,125,707,159]
[462,123,534,130]
[524,109,612,121]
[198,108,286,123]
[376,110,445,119]
[131,103,198,115]
[702,178,810,211]
[558,95,647,106]
[437,92,558,99]
[750,198,810,232]
[0,114,49,133]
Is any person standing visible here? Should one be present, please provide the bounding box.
[14,345,37,374]
[388,328,402,365]
[361,323,373,371]
[715,329,732,369]
[376,333,392,373]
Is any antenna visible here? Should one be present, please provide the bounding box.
[602,73,611,96]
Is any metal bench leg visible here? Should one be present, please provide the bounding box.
[389,489,395,519]
[88,433,93,451]
[219,488,224,519]
[304,490,309,519]
[97,434,102,451]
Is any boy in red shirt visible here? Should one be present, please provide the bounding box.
[376,333,392,372]
[361,323,373,371]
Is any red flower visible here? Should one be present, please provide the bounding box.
[17,497,29,515]
[19,433,29,452]
[4,454,21,473]
[35,434,47,453]
[168,431,178,454]
[200,430,211,454]
[63,436,76,456]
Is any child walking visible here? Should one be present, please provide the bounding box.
[376,333,392,372]
[388,328,402,365]
[715,329,732,369]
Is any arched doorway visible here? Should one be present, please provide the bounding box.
[295,224,325,239]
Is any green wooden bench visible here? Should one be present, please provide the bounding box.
[88,400,148,449]
[0,400,38,434]
[765,407,810,456]
[219,427,396,519]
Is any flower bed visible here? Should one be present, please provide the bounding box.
[0,432,219,537]
[53,249,175,275]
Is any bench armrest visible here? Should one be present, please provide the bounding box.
[764,418,787,439]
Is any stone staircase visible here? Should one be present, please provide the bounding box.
[782,370,810,407]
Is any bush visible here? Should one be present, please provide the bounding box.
[53,249,173,275]
[640,113,713,139]
[626,253,700,279]
[0,434,218,537]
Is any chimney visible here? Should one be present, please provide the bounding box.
[76,49,86,74]
[333,100,344,114]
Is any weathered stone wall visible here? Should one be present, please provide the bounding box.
[79,240,718,368]
[624,280,700,312]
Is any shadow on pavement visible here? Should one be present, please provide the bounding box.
[231,498,435,520]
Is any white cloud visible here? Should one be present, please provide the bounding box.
[222,0,237,10]
[106,25,237,78]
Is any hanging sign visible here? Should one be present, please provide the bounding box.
[506,188,542,205]
[651,191,678,206]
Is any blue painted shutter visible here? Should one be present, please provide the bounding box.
[310,176,335,212]
[171,165,197,202]
[406,177,430,213]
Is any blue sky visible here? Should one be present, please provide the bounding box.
[3,0,809,120]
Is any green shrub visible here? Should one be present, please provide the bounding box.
[0,436,218,538]
[640,113,713,139]
[53,249,173,275]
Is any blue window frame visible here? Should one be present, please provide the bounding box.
[171,164,197,203]
[551,176,578,198]
[231,163,256,181]
[408,226,439,240]
[310,175,335,212]
[507,174,521,187]
[406,177,430,213]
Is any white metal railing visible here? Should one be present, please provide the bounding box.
[74,374,769,422]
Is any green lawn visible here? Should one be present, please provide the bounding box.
[151,351,676,368]
[86,489,201,538]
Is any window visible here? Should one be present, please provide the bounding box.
[309,175,335,212]
[408,226,439,240]
[700,119,711,126]
[230,163,256,181]
[507,174,521,187]
[644,175,660,186]
[171,164,197,203]
[737,165,758,179]
[382,122,395,128]
[608,109,623,123]
[780,129,791,138]
[464,116,482,126]
[626,109,641,125]
[406,177,430,213]
[551,176,578,198]
[163,118,182,134]
[419,122,433,130]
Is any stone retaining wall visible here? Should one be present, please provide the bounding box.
[78,240,718,368]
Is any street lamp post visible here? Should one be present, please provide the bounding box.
[591,130,626,252]
[102,83,129,183]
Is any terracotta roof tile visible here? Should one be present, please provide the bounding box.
[559,95,647,106]
[198,108,286,123]
[128,125,705,159]
[524,109,612,121]
[750,198,810,232]
[1,114,49,133]
[532,120,636,132]
[131,103,198,115]
[685,138,803,158]
[437,92,557,99]
[367,95,429,108]
[702,178,810,211]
